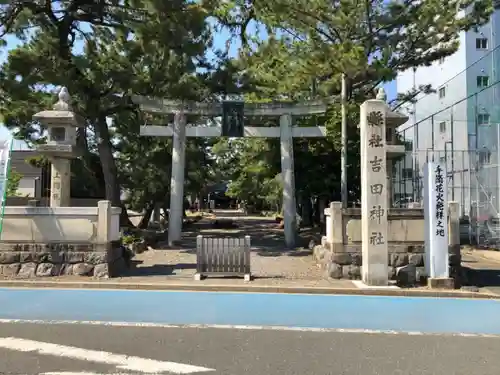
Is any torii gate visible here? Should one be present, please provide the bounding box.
[133,97,330,248]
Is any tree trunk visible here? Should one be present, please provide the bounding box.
[318,197,327,234]
[138,203,154,229]
[162,206,169,221]
[312,197,320,226]
[196,194,201,211]
[300,195,313,227]
[95,115,133,227]
[153,203,162,222]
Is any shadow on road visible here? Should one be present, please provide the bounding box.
[175,210,322,254]
[127,261,197,277]
[463,267,500,289]
[461,252,500,293]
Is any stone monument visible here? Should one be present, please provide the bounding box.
[33,87,82,206]
[423,161,455,289]
[360,89,390,286]
[316,89,462,288]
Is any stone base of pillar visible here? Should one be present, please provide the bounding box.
[427,277,455,290]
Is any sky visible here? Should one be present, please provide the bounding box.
[0,21,397,147]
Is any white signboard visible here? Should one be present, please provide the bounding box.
[423,161,449,278]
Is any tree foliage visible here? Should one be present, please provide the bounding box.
[6,169,22,197]
[216,0,491,98]
[0,0,219,225]
[210,0,491,222]
[0,0,493,228]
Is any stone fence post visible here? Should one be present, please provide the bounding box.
[96,200,124,277]
[97,200,112,244]
[324,202,343,251]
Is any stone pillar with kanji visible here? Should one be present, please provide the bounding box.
[33,87,82,207]
[360,93,389,286]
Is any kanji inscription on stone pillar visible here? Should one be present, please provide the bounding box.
[360,98,388,286]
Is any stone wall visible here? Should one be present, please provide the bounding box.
[314,244,426,281]
[0,242,126,278]
[315,243,460,284]
[319,204,462,285]
[5,197,102,207]
[0,201,127,279]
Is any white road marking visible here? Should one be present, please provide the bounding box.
[42,373,135,375]
[0,318,499,338]
[352,280,400,289]
[0,337,214,374]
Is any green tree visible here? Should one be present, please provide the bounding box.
[260,173,283,213]
[6,170,22,197]
[216,0,491,98]
[209,0,491,224]
[0,0,214,225]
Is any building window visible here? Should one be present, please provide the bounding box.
[478,113,490,125]
[476,38,488,49]
[438,87,446,98]
[439,156,446,165]
[479,150,491,164]
[477,76,489,88]
[402,168,413,179]
[439,121,446,133]
[386,127,393,143]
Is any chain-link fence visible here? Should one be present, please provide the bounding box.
[394,43,500,248]
[393,148,500,249]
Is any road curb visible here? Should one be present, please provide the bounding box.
[0,280,497,299]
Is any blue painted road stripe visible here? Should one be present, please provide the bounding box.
[1,288,500,335]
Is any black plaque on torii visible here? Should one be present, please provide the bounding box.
[222,101,244,137]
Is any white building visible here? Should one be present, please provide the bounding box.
[395,9,500,217]
[9,151,43,198]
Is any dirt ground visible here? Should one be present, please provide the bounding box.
[123,209,328,282]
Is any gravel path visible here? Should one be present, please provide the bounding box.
[130,248,323,281]
[128,209,325,281]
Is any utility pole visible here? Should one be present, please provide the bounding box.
[341,73,348,208]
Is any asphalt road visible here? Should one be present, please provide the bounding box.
[0,322,499,375]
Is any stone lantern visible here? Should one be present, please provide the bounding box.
[375,89,408,206]
[33,87,83,207]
